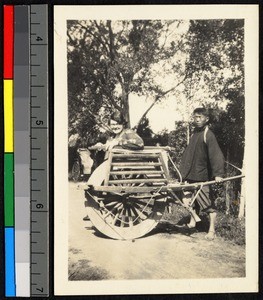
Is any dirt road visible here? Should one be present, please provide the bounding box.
[68,182,245,281]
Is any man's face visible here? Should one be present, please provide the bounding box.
[193,113,209,128]
[110,119,124,135]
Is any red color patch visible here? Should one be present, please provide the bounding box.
[4,6,14,79]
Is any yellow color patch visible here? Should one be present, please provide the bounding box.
[4,80,13,152]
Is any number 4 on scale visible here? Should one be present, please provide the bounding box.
[36,36,43,42]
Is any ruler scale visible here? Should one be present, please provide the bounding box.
[14,5,30,297]
[29,5,49,297]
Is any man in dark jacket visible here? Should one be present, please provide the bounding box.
[180,107,225,240]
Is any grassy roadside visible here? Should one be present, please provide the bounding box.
[161,202,245,246]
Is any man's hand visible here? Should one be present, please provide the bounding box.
[215,176,223,182]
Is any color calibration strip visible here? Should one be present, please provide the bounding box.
[4,5,49,297]
[4,5,15,297]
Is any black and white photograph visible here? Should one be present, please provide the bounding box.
[54,5,258,295]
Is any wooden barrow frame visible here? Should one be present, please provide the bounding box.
[84,146,244,240]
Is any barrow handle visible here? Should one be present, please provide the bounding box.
[167,174,245,190]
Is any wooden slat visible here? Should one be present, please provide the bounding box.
[112,166,156,171]
[108,178,168,185]
[110,170,164,175]
[112,153,160,158]
[111,146,169,154]
[91,186,161,193]
[111,162,162,167]
[90,185,169,193]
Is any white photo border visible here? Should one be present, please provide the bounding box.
[54,4,259,295]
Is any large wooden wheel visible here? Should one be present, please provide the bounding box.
[84,147,170,240]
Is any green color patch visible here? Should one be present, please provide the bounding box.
[4,153,14,226]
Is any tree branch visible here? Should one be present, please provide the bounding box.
[77,21,109,55]
[81,102,112,133]
[135,74,189,129]
[107,20,115,62]
[94,20,110,49]
[67,31,74,44]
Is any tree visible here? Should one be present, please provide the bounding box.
[181,20,244,143]
[67,20,189,134]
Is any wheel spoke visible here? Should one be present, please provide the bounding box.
[130,206,142,223]
[130,206,139,218]
[112,211,120,225]
[128,206,136,217]
[120,214,126,227]
[128,193,152,199]
[104,202,123,220]
[104,201,119,207]
[133,204,148,219]
[128,216,133,228]
[132,199,154,210]
[133,199,154,207]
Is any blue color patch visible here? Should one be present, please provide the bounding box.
[5,227,16,296]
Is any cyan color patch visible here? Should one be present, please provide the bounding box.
[5,227,16,296]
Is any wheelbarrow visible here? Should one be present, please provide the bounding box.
[84,146,244,240]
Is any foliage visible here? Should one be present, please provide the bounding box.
[68,19,245,166]
[67,20,188,135]
[215,212,245,245]
[184,19,244,167]
[162,202,245,246]
[184,19,244,104]
[167,121,187,166]
[136,118,154,145]
[196,210,245,245]
[153,129,169,147]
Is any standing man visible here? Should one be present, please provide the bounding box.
[179,107,225,240]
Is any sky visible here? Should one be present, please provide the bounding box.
[129,94,185,133]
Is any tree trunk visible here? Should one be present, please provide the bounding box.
[122,85,130,128]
